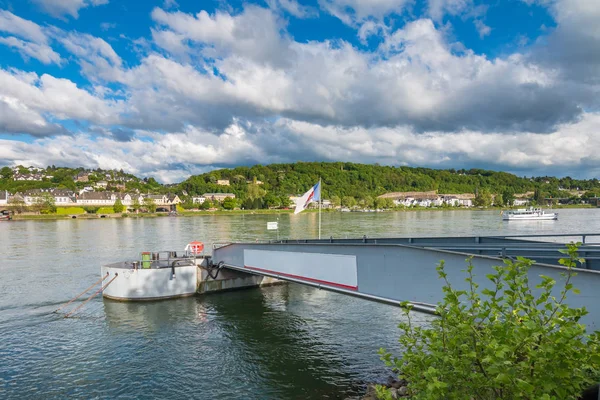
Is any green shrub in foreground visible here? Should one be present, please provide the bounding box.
[378,243,600,400]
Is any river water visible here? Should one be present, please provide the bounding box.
[1,209,599,399]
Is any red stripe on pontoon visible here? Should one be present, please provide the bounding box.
[244,265,358,291]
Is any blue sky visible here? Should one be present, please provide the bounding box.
[0,0,598,182]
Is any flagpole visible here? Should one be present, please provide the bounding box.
[318,178,322,240]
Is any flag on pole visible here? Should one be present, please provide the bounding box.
[294,181,321,214]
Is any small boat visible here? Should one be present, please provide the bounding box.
[0,210,11,221]
[502,207,558,221]
[101,242,208,301]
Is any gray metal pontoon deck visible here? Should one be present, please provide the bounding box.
[212,234,600,329]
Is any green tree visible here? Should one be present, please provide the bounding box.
[113,198,124,213]
[494,193,503,207]
[502,189,515,206]
[200,199,212,210]
[7,197,26,214]
[247,183,266,200]
[330,195,341,207]
[143,197,156,213]
[222,196,236,210]
[31,193,56,214]
[474,188,492,207]
[264,192,280,208]
[131,198,141,213]
[279,195,291,208]
[342,196,356,208]
[0,166,13,180]
[359,195,374,209]
[378,244,600,400]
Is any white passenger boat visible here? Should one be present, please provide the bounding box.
[101,241,207,301]
[502,207,558,221]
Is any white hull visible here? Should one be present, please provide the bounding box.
[502,207,558,221]
[502,214,557,221]
[101,264,198,301]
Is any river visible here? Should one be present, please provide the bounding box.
[1,209,599,399]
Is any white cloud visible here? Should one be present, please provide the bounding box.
[31,0,109,19]
[1,3,599,180]
[0,36,61,64]
[427,0,472,21]
[474,19,491,38]
[3,112,600,182]
[100,22,116,31]
[319,0,412,25]
[0,96,66,136]
[53,30,124,81]
[163,0,179,9]
[151,6,291,66]
[0,68,122,135]
[527,0,600,84]
[0,10,48,43]
[266,0,317,18]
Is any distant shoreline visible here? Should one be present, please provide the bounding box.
[6,204,594,221]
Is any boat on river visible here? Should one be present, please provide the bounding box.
[502,207,558,221]
[0,210,11,221]
[101,241,207,301]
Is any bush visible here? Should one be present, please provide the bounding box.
[83,206,99,214]
[378,243,600,400]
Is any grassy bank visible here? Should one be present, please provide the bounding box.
[8,204,596,221]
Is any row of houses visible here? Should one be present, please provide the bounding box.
[378,191,534,207]
[378,191,476,207]
[0,189,182,208]
[192,193,236,203]
[215,179,264,186]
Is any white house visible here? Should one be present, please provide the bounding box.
[513,198,529,206]
[192,196,206,204]
[77,192,117,205]
[0,190,8,206]
[51,189,76,205]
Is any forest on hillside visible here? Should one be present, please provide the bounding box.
[3,162,600,209]
[177,162,600,202]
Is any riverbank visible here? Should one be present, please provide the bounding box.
[6,204,593,221]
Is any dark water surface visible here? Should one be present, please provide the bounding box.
[1,209,598,399]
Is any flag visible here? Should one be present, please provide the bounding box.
[294,181,321,214]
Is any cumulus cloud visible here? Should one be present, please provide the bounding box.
[31,0,109,19]
[53,30,124,81]
[0,10,48,43]
[0,96,67,136]
[319,0,412,25]
[0,2,599,180]
[527,0,600,85]
[2,113,600,183]
[0,36,61,64]
[127,14,585,133]
[0,11,63,65]
[266,0,317,18]
[0,68,122,136]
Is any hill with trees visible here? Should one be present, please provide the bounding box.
[2,162,600,210]
[176,162,600,207]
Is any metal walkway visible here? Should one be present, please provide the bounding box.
[213,234,600,330]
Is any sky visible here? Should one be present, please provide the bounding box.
[0,0,598,183]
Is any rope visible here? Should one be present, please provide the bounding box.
[64,273,118,318]
[54,272,109,313]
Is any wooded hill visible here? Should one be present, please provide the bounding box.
[177,162,600,201]
[3,162,600,205]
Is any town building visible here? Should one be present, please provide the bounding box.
[203,193,236,202]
